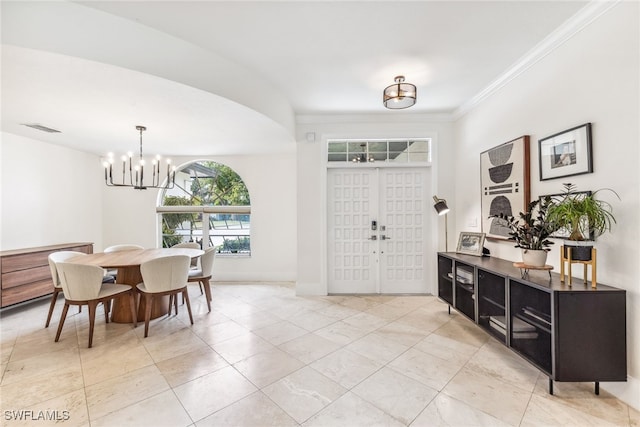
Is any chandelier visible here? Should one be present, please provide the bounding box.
[383,76,417,109]
[103,126,176,190]
[352,143,374,163]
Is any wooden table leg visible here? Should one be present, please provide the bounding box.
[110,266,169,323]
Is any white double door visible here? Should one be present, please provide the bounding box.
[327,167,429,294]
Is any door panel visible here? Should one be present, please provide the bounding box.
[327,167,429,294]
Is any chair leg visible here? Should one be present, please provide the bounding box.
[201,279,212,313]
[104,300,111,324]
[55,302,70,342]
[45,288,60,328]
[174,293,179,315]
[129,291,138,328]
[88,301,98,348]
[167,295,173,316]
[182,289,194,325]
[144,294,153,338]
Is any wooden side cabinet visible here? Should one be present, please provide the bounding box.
[0,243,93,308]
[437,252,627,395]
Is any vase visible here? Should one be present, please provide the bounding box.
[521,249,548,267]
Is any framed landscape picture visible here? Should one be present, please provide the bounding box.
[480,136,530,240]
[538,123,593,181]
[456,232,486,256]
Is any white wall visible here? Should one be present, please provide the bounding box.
[453,2,639,407]
[295,115,456,295]
[101,152,298,282]
[0,132,103,251]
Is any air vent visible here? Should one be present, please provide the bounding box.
[21,123,61,133]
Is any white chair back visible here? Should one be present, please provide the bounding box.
[140,255,190,293]
[171,242,200,249]
[199,247,217,277]
[57,262,105,301]
[104,244,144,253]
[48,251,87,288]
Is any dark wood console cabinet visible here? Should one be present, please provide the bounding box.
[437,252,626,394]
[0,243,93,307]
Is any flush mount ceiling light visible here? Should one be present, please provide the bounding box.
[383,75,417,109]
[102,125,176,190]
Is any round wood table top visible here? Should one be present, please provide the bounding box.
[67,247,204,268]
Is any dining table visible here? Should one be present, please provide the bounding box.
[68,247,204,323]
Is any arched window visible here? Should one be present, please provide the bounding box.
[156,161,251,255]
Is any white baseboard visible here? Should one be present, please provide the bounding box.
[602,375,639,411]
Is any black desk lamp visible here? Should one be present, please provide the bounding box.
[433,196,450,251]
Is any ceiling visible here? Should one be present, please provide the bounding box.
[1,1,590,157]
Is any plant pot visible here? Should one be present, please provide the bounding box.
[563,243,594,261]
[521,249,548,267]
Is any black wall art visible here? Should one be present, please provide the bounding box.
[480,136,530,240]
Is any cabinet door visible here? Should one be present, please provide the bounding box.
[509,279,552,374]
[477,269,507,343]
[454,261,475,321]
[555,292,626,382]
[437,255,453,305]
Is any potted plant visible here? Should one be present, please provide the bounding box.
[493,196,557,266]
[545,183,619,261]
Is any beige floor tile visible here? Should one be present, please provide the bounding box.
[521,393,624,426]
[630,405,639,426]
[212,331,275,364]
[278,333,341,364]
[287,310,338,331]
[0,364,84,409]
[85,365,170,420]
[262,366,347,423]
[465,340,539,393]
[190,319,250,346]
[80,336,155,387]
[2,346,80,386]
[310,348,382,389]
[374,320,430,347]
[396,306,453,334]
[91,389,192,427]
[531,376,632,426]
[388,348,463,391]
[156,347,229,388]
[342,311,390,333]
[313,320,368,346]
[338,296,382,312]
[232,310,282,331]
[433,316,490,348]
[385,295,437,310]
[303,391,404,427]
[313,303,361,321]
[412,393,511,427]
[253,320,308,346]
[352,367,438,425]
[233,347,304,388]
[173,365,257,421]
[141,327,209,363]
[196,391,297,427]
[7,325,79,363]
[1,388,89,427]
[346,332,409,365]
[363,302,415,321]
[413,332,479,365]
[442,365,532,426]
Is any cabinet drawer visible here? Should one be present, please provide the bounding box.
[1,251,54,272]
[1,280,53,307]
[1,265,52,289]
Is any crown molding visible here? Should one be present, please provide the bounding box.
[452,0,621,120]
[296,112,454,125]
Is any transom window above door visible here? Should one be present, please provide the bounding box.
[327,139,431,163]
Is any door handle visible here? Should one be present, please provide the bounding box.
[381,235,391,240]
[368,235,377,240]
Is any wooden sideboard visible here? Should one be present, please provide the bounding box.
[0,243,93,308]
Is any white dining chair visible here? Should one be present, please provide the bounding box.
[187,246,217,312]
[55,262,137,348]
[137,255,192,337]
[46,251,87,328]
[171,242,200,268]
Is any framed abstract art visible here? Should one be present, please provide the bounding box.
[538,123,593,181]
[480,135,530,240]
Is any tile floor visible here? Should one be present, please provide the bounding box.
[0,282,637,427]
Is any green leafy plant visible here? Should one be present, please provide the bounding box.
[546,183,619,241]
[493,196,557,251]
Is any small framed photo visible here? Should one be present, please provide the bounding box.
[538,123,593,181]
[456,232,486,256]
